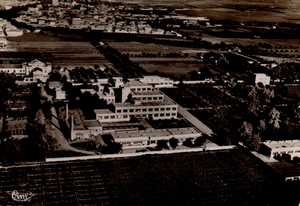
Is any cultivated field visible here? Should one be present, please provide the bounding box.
[7,32,109,67]
[108,41,200,54]
[139,62,206,77]
[108,0,300,24]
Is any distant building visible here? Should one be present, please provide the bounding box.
[5,118,28,139]
[0,36,7,48]
[52,0,59,6]
[286,84,300,98]
[0,59,52,83]
[255,73,271,85]
[139,75,174,88]
[48,81,66,100]
[261,140,300,160]
[70,112,103,141]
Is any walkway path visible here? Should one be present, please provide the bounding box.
[164,94,214,136]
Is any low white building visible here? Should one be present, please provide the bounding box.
[71,119,103,141]
[139,75,174,88]
[112,127,201,148]
[5,118,28,139]
[255,73,271,85]
[0,63,24,75]
[49,81,66,100]
[94,109,130,123]
[262,140,300,160]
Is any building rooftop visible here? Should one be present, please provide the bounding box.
[0,147,284,206]
[115,97,176,108]
[141,75,172,80]
[263,140,300,149]
[124,80,150,88]
[94,109,113,114]
[83,120,101,128]
[113,127,199,139]
[5,118,27,131]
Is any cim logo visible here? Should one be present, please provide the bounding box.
[7,190,35,202]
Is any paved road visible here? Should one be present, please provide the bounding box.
[164,94,214,136]
[229,51,260,64]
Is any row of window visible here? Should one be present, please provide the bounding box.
[134,96,163,101]
[0,69,26,74]
[116,106,177,113]
[152,113,177,118]
[131,87,154,92]
[10,129,26,135]
[98,112,177,120]
[144,82,172,85]
[99,114,129,120]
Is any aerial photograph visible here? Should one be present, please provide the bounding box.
[0,0,299,205]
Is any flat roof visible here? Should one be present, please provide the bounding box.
[113,127,199,139]
[115,97,176,108]
[124,80,150,87]
[83,120,101,128]
[263,140,300,149]
[141,75,172,81]
[94,109,113,114]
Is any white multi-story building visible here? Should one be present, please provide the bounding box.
[95,79,178,123]
[52,0,59,6]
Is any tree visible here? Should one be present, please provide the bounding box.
[169,138,179,149]
[156,140,169,150]
[103,84,110,95]
[108,77,115,87]
[48,71,62,82]
[194,137,206,147]
[269,107,281,129]
[98,134,122,154]
[126,94,135,104]
[0,73,16,112]
[183,138,193,147]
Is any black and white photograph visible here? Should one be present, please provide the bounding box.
[0,0,299,205]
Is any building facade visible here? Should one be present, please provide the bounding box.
[112,127,201,148]
[95,80,178,123]
[0,59,52,83]
[261,140,300,160]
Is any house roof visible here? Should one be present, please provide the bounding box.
[0,147,285,206]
